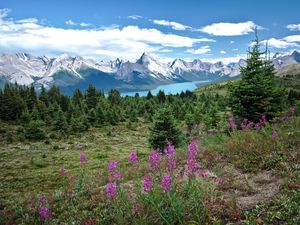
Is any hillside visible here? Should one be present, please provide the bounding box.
[0,79,299,224]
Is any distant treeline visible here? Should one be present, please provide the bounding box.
[0,83,229,139]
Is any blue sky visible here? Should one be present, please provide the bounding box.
[0,0,300,63]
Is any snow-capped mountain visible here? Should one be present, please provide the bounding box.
[0,51,299,93]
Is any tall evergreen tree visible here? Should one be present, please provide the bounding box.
[148,107,181,151]
[229,33,284,121]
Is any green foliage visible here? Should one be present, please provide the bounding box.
[148,107,181,151]
[229,35,284,121]
[24,120,47,140]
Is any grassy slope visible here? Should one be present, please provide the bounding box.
[0,122,149,203]
[0,77,300,224]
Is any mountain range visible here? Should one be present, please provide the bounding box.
[0,51,300,94]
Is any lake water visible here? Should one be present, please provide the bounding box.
[121,80,212,97]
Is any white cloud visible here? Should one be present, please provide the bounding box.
[287,23,300,31]
[128,15,142,20]
[79,22,91,27]
[201,54,246,64]
[283,35,300,43]
[200,21,260,36]
[16,18,39,24]
[0,10,213,60]
[186,46,211,55]
[232,48,239,51]
[230,41,235,44]
[65,20,91,27]
[160,49,173,53]
[65,19,76,26]
[220,50,226,54]
[262,38,299,48]
[0,8,10,19]
[152,19,191,31]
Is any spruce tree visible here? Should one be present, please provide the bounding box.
[148,107,181,151]
[229,33,284,121]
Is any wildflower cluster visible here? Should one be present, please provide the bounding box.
[149,151,162,170]
[186,140,199,173]
[164,143,176,171]
[129,151,139,164]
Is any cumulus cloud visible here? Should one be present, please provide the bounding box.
[65,19,91,27]
[283,35,300,43]
[286,23,300,31]
[262,37,299,49]
[230,41,235,44]
[200,21,261,36]
[201,54,247,64]
[186,46,211,55]
[128,15,142,20]
[65,19,76,26]
[0,10,213,60]
[220,50,226,54]
[152,19,191,31]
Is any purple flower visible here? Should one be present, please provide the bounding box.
[188,140,198,159]
[186,158,198,173]
[129,152,139,164]
[198,169,208,178]
[70,175,76,181]
[38,207,51,221]
[241,118,254,130]
[167,158,176,171]
[164,143,175,158]
[290,106,295,114]
[107,160,118,171]
[162,175,172,193]
[254,122,262,130]
[143,173,153,193]
[59,166,65,175]
[228,117,237,130]
[259,115,267,125]
[272,131,279,139]
[214,154,222,161]
[80,151,87,164]
[108,171,121,182]
[149,151,162,170]
[38,195,46,205]
[106,182,117,198]
[215,177,223,184]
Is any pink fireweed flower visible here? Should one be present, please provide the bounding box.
[241,118,254,130]
[254,123,262,130]
[198,169,208,178]
[186,158,198,173]
[38,207,51,221]
[59,166,65,175]
[228,117,237,130]
[272,131,279,139]
[259,115,267,125]
[162,175,172,193]
[188,140,198,159]
[79,151,87,164]
[164,143,175,158]
[38,195,46,205]
[69,175,76,181]
[143,173,154,193]
[129,152,139,164]
[107,160,118,171]
[167,157,176,171]
[214,154,222,161]
[290,106,295,114]
[106,182,117,198]
[108,171,121,182]
[149,151,162,170]
[215,177,223,184]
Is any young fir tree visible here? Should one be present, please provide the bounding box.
[229,33,284,121]
[148,107,181,151]
[53,108,69,134]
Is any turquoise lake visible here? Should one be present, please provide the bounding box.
[121,80,212,97]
